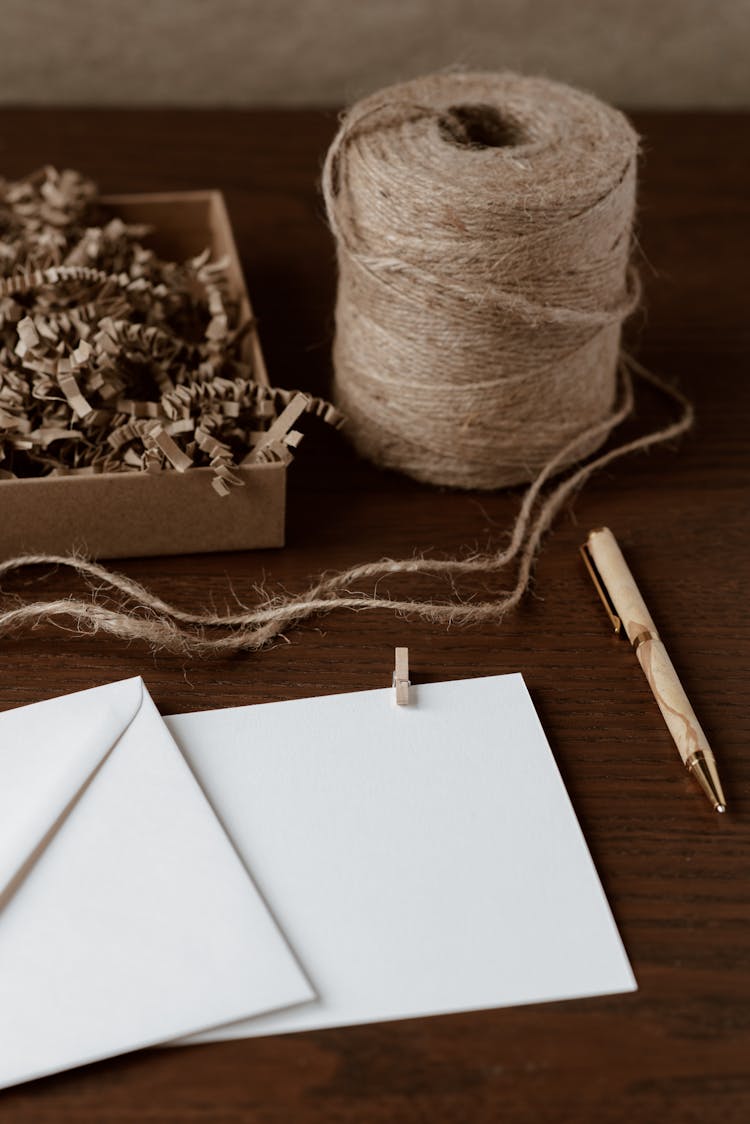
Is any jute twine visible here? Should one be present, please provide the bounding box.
[324,71,641,488]
[0,73,693,655]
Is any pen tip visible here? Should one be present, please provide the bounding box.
[687,754,727,815]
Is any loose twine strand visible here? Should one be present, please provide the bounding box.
[0,356,692,656]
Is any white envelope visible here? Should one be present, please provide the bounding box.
[0,677,313,1090]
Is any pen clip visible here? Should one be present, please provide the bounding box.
[580,542,622,636]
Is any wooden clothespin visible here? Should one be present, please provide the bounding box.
[393,647,410,706]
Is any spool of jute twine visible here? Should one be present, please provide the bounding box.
[0,73,692,655]
[323,71,642,489]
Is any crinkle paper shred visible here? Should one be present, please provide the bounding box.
[0,167,338,496]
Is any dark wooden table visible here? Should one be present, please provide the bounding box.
[0,109,747,1123]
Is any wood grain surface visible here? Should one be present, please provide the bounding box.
[0,109,747,1123]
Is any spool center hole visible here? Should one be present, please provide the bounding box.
[440,103,523,149]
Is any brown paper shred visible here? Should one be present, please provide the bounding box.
[26,426,83,448]
[0,407,28,432]
[246,393,309,463]
[166,418,195,436]
[211,476,230,497]
[145,423,193,473]
[115,399,162,418]
[252,440,288,465]
[57,370,92,418]
[0,167,341,494]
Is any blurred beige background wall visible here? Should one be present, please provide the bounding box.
[2,0,747,108]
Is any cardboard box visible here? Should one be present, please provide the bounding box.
[0,191,287,559]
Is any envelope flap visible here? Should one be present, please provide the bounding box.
[0,677,144,900]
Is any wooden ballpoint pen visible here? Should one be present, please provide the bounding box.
[581,526,727,813]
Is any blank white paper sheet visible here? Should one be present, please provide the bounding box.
[166,673,635,1042]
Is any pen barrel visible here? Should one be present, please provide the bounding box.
[587,527,658,642]
[634,636,712,766]
[587,527,715,769]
